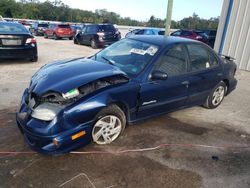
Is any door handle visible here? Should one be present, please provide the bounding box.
[217,73,223,76]
[181,81,189,85]
[181,81,189,88]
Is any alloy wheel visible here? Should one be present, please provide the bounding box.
[212,86,225,106]
[92,115,122,145]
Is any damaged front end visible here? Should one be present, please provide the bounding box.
[28,74,129,122]
[16,74,129,154]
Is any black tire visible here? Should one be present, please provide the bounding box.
[90,39,98,49]
[44,33,48,39]
[30,56,38,62]
[53,33,59,40]
[69,37,73,40]
[203,81,227,109]
[92,104,126,144]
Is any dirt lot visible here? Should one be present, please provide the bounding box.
[0,37,250,188]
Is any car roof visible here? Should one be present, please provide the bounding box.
[128,35,199,46]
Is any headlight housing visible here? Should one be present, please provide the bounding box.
[31,103,63,121]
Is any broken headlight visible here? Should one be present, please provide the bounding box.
[31,103,63,121]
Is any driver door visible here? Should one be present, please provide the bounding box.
[137,44,189,118]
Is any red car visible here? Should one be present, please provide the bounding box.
[44,23,74,40]
[171,29,209,44]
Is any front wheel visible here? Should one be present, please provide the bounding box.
[204,81,227,109]
[92,105,126,145]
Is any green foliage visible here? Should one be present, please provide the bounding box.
[0,1,219,29]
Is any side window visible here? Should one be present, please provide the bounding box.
[208,52,219,67]
[136,29,145,34]
[81,26,86,33]
[86,26,97,33]
[153,45,188,77]
[187,44,212,71]
[144,29,154,35]
[172,31,181,36]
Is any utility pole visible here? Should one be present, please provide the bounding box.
[165,0,174,36]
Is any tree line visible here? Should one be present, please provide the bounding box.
[0,0,219,29]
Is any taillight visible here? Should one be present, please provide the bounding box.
[97,32,105,37]
[26,38,36,44]
[196,35,202,40]
[115,30,120,35]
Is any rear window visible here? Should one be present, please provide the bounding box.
[195,32,208,38]
[98,25,116,32]
[182,31,193,36]
[0,23,28,34]
[58,24,70,28]
[38,24,48,27]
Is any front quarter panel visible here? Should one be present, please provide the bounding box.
[62,81,140,130]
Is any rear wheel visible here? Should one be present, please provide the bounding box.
[92,105,126,145]
[90,39,98,49]
[204,81,226,109]
[44,33,48,39]
[69,37,73,40]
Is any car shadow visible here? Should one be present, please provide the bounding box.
[0,59,35,65]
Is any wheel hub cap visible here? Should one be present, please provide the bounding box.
[92,115,122,145]
[212,86,225,106]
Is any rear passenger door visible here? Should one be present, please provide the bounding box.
[185,43,223,105]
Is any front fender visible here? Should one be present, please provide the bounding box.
[62,82,140,130]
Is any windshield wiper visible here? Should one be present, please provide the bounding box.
[101,56,115,65]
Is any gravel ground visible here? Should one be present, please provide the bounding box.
[0,37,250,188]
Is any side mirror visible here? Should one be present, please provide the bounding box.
[151,70,168,80]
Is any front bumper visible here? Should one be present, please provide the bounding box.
[16,89,93,154]
[0,45,37,59]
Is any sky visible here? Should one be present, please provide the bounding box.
[51,0,224,21]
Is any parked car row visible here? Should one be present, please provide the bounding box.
[0,18,218,62]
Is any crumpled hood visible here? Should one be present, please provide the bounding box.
[30,58,127,95]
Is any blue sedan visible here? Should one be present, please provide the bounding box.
[16,36,237,154]
[125,28,165,38]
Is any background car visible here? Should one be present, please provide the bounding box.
[16,36,237,154]
[171,29,209,44]
[44,23,74,40]
[0,22,38,62]
[29,22,49,36]
[201,29,217,48]
[74,23,121,48]
[125,28,165,38]
[70,24,82,36]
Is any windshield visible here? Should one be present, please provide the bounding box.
[94,38,159,77]
[0,23,28,34]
